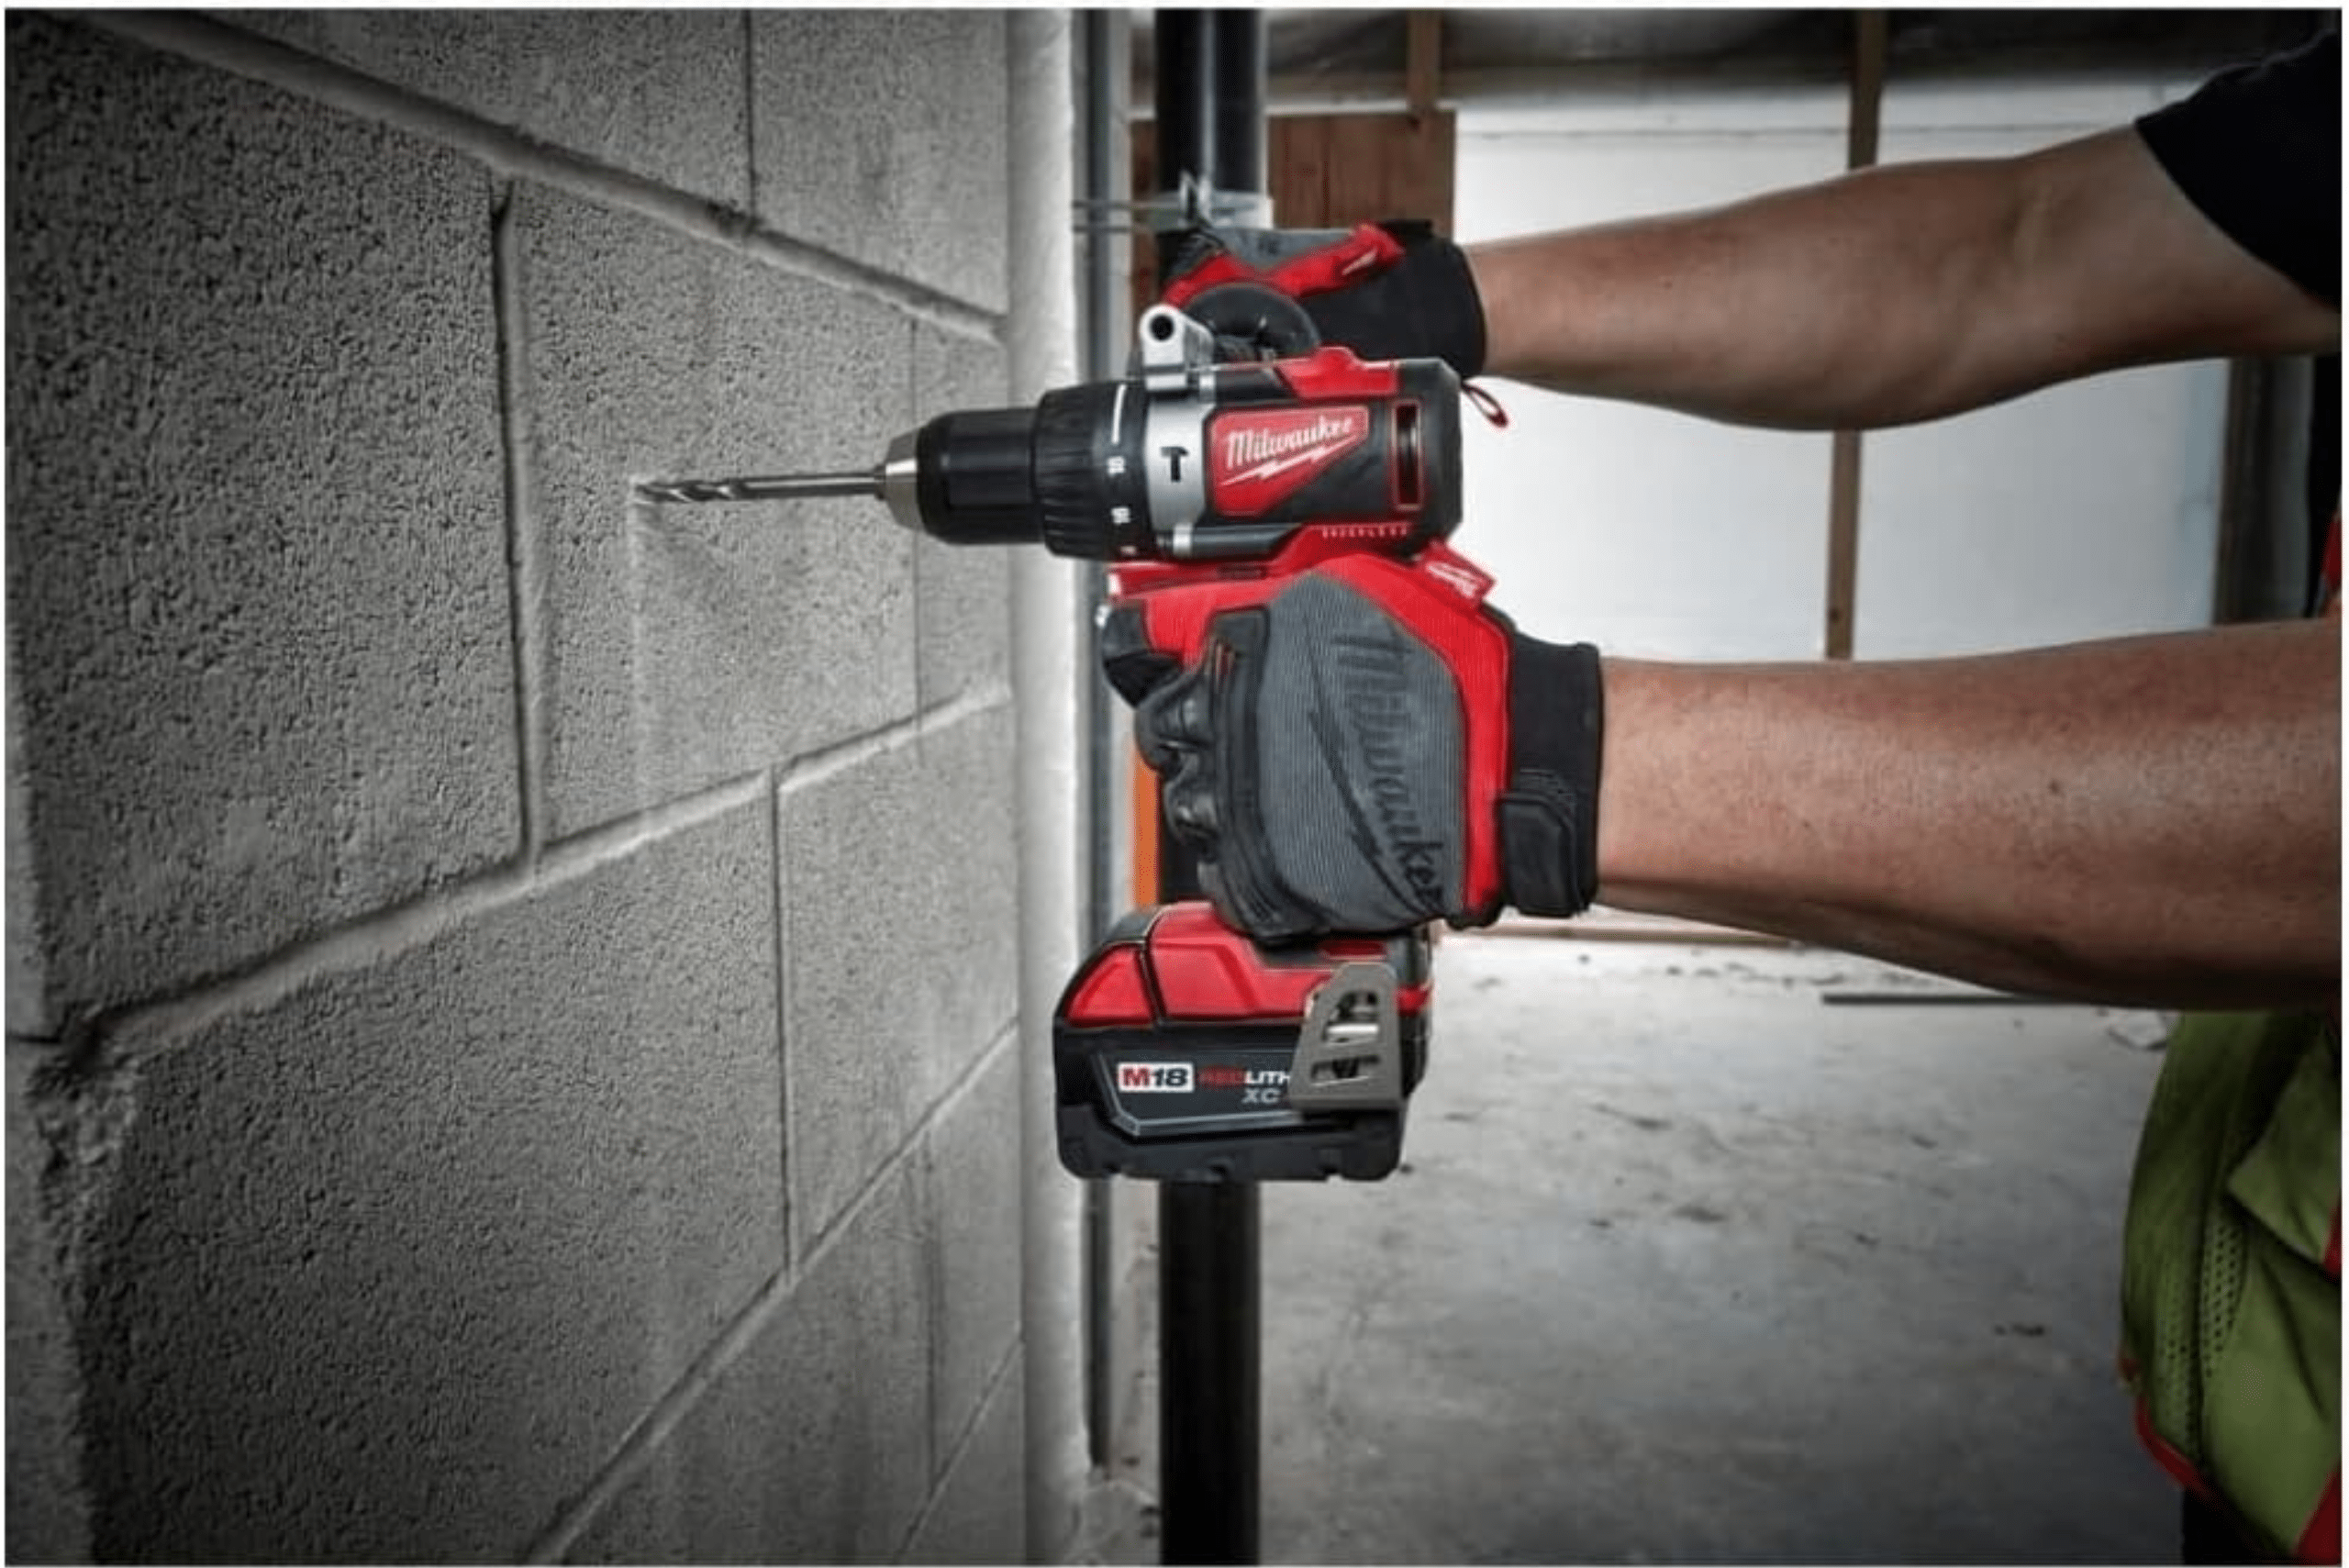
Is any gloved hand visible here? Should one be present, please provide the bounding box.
[1122,550,1602,942]
[1159,220,1487,377]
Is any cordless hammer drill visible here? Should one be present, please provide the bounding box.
[640,306,1508,1182]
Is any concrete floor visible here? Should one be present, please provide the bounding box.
[1098,929,2183,1564]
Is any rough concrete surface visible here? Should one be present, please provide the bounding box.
[5,15,516,1030]
[509,181,923,838]
[6,658,43,1040]
[56,799,783,1562]
[751,9,1011,311]
[778,703,1020,1243]
[924,1031,1027,1468]
[907,1347,1030,1566]
[1241,935,2179,1564]
[10,10,1039,1562]
[571,1160,933,1564]
[220,8,752,207]
[6,1045,92,1564]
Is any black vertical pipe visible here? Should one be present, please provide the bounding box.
[1152,9,1269,258]
[1158,1183,1260,1564]
[1152,11,1266,1566]
[1078,6,1121,1473]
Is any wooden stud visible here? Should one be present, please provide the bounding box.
[1824,9,1888,660]
[1847,8,1887,170]
[1406,10,1442,122]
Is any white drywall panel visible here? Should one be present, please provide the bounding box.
[1454,88,1846,659]
[1454,75,2221,663]
[1860,78,2223,657]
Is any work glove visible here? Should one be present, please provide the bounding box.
[1159,220,1487,377]
[1114,550,1602,943]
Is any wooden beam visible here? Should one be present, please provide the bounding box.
[1847,8,1887,168]
[1405,10,1442,121]
[1823,432,1865,658]
[1824,9,1887,660]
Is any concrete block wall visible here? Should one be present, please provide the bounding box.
[6,10,1047,1562]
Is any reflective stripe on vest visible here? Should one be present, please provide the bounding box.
[2120,1011,2341,1563]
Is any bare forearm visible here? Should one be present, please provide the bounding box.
[1471,130,2339,428]
[1472,161,2036,427]
[1592,620,2340,1007]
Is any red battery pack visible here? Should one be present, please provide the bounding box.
[1052,903,1431,1182]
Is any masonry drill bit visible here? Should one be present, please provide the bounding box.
[634,470,883,505]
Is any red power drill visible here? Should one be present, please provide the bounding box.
[640,306,1505,1181]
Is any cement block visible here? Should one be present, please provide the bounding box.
[569,1161,932,1564]
[221,9,751,207]
[6,670,42,1040]
[56,799,783,1562]
[905,1347,1027,1565]
[5,16,516,1029]
[912,327,1014,710]
[6,1044,92,1564]
[778,705,1020,1243]
[922,1037,1023,1466]
[510,182,920,839]
[750,11,1009,311]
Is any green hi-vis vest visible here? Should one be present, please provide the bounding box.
[2121,1010,2341,1563]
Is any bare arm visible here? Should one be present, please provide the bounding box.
[1593,618,2340,1008]
[1472,128,2340,428]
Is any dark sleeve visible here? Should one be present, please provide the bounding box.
[2135,30,2341,306]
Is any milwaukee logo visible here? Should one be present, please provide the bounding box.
[1222,412,1360,474]
[1210,406,1370,517]
[1421,554,1492,603]
[1329,633,1448,907]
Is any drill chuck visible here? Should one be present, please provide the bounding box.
[888,383,1142,560]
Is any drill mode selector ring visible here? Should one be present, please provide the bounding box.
[1032,380,1151,561]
